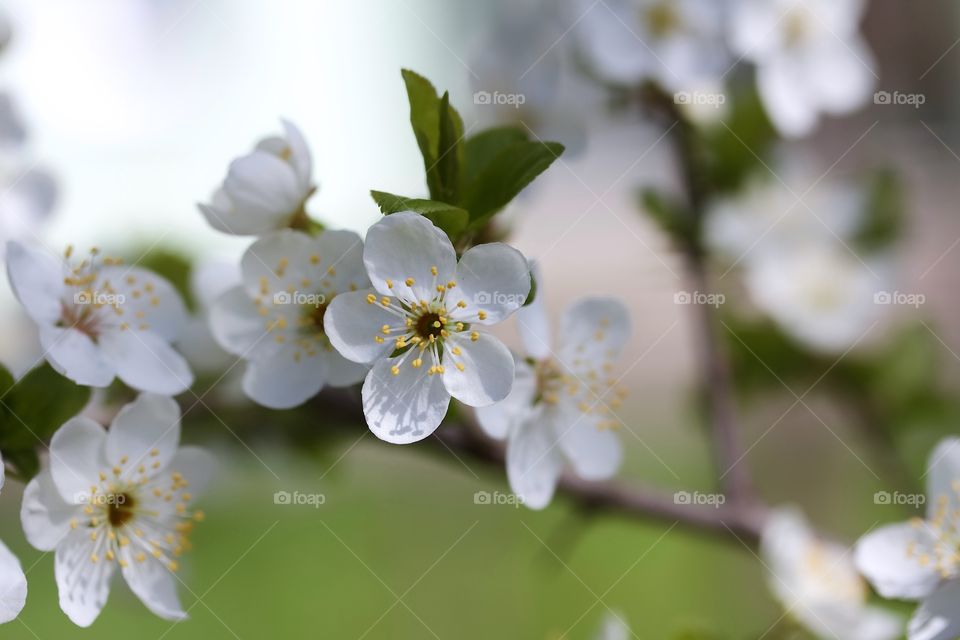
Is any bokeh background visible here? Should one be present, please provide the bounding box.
[0,0,958,637]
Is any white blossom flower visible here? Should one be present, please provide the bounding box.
[20,393,213,627]
[5,242,193,394]
[198,119,314,236]
[761,507,901,640]
[475,280,630,510]
[0,450,27,624]
[729,0,876,137]
[210,228,369,409]
[325,212,530,444]
[855,437,960,640]
[592,611,630,640]
[177,261,241,375]
[743,245,887,353]
[572,0,728,91]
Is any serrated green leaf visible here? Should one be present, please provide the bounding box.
[370,190,469,240]
[1,363,91,451]
[464,140,564,225]
[464,127,529,187]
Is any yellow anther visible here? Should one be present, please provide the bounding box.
[412,358,423,368]
[457,300,467,308]
[391,366,400,376]
[366,293,377,304]
[405,278,415,286]
[456,363,465,372]
[386,279,394,289]
[478,311,487,320]
[470,332,480,342]
[446,281,456,289]
[430,266,438,276]
[381,324,391,334]
[374,335,385,343]
[310,254,320,265]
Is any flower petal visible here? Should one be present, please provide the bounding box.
[926,437,960,521]
[506,412,564,510]
[361,354,450,444]
[855,522,942,600]
[281,119,313,191]
[98,266,188,342]
[106,393,181,479]
[805,37,875,115]
[5,240,63,326]
[320,349,368,387]
[38,325,116,388]
[0,540,26,623]
[554,402,622,480]
[445,243,531,325]
[223,151,303,224]
[120,557,186,622]
[308,229,369,294]
[21,466,78,551]
[50,417,107,505]
[167,446,216,497]
[557,297,631,369]
[475,356,536,440]
[98,329,194,394]
[240,229,311,299]
[757,55,818,138]
[442,332,515,407]
[362,212,456,302]
[908,580,960,640]
[241,346,325,409]
[515,264,552,360]
[209,285,275,360]
[199,189,276,236]
[55,529,114,627]
[324,289,398,364]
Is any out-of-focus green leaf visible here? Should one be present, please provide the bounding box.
[464,140,564,226]
[639,187,697,248]
[854,169,903,252]
[701,86,776,195]
[2,363,91,451]
[370,190,469,240]
[464,126,528,187]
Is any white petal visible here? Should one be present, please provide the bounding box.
[199,190,275,236]
[308,229,369,294]
[190,261,241,311]
[362,212,456,302]
[926,437,960,521]
[98,266,188,342]
[98,329,194,394]
[506,413,564,510]
[805,37,875,115]
[442,332,515,407]
[50,417,107,505]
[54,529,114,627]
[38,325,116,388]
[515,264,552,360]
[855,522,943,600]
[280,119,313,191]
[361,355,450,444]
[0,540,26,623]
[106,393,181,478]
[557,297,631,368]
[445,243,531,325]
[166,446,216,497]
[120,557,186,622]
[908,580,960,640]
[850,606,904,640]
[757,56,819,138]
[324,289,398,364]
[320,349,368,387]
[223,151,303,224]
[475,356,536,440]
[5,240,64,326]
[239,229,311,299]
[21,467,78,551]
[242,346,325,409]
[209,285,276,361]
[554,404,623,480]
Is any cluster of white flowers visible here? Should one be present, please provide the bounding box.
[0,450,27,624]
[570,0,874,137]
[704,161,888,353]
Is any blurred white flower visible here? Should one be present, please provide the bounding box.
[572,0,728,91]
[325,212,529,444]
[744,245,886,353]
[729,0,875,137]
[20,394,213,627]
[855,437,960,640]
[177,260,241,375]
[5,241,193,394]
[762,507,901,640]
[592,611,630,640]
[0,450,27,624]
[199,119,314,236]
[210,229,370,409]
[476,277,629,510]
[705,168,865,262]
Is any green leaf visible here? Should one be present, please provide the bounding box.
[370,190,469,240]
[701,86,776,195]
[638,187,697,248]
[854,169,902,252]
[1,447,38,481]
[1,363,91,451]
[401,69,443,200]
[522,270,537,307]
[464,127,529,187]
[463,140,565,225]
[436,91,465,204]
